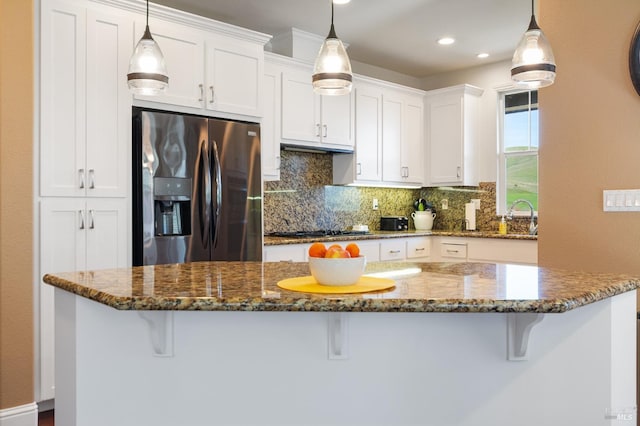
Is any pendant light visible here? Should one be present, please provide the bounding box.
[127,0,168,95]
[312,2,352,95]
[511,0,556,88]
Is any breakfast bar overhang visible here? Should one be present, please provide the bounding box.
[44,261,639,426]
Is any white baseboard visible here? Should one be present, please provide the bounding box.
[0,402,38,426]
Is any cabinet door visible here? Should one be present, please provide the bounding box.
[262,63,281,181]
[321,91,354,148]
[40,0,87,197]
[134,19,205,108]
[39,198,86,401]
[381,93,403,182]
[354,84,382,181]
[86,8,132,197]
[403,95,425,185]
[85,198,129,269]
[281,69,319,144]
[206,36,262,117]
[427,93,463,184]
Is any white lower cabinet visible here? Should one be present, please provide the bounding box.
[39,197,128,400]
[439,242,468,262]
[406,237,430,260]
[380,239,406,261]
[263,244,307,262]
[264,237,431,264]
[466,238,537,265]
[429,236,537,265]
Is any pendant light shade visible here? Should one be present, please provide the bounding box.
[312,3,352,95]
[127,0,168,95]
[511,0,556,89]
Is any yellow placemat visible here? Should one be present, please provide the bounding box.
[277,276,395,294]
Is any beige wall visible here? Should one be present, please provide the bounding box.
[539,1,640,277]
[0,0,34,410]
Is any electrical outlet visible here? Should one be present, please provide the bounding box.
[441,199,448,210]
[372,198,379,210]
[471,198,480,209]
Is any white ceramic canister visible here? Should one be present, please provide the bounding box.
[411,210,436,230]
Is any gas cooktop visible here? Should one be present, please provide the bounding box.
[267,230,370,238]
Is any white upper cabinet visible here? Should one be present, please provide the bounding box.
[206,35,264,116]
[134,20,205,109]
[133,18,268,118]
[381,88,425,186]
[403,93,425,185]
[425,84,484,186]
[353,82,383,182]
[281,66,354,151]
[262,60,281,181]
[333,81,382,185]
[333,78,425,187]
[40,0,131,197]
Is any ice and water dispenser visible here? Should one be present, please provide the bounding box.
[153,177,192,237]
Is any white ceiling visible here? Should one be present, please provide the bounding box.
[151,0,532,78]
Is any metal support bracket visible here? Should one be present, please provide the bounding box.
[507,312,544,361]
[138,311,174,357]
[328,312,349,360]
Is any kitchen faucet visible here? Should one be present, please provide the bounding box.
[507,199,538,235]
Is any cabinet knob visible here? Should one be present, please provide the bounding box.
[78,210,85,230]
[323,124,328,138]
[209,86,214,104]
[356,163,362,176]
[88,169,95,189]
[456,166,461,178]
[78,169,85,189]
[198,84,204,102]
[316,124,321,137]
[88,210,95,230]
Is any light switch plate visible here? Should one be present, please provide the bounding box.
[603,189,640,212]
[471,199,480,209]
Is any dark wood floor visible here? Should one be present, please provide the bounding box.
[38,410,54,426]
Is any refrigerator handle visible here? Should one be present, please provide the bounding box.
[211,138,222,250]
[198,139,212,248]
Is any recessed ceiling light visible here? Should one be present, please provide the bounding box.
[477,53,490,59]
[437,37,455,46]
[333,0,351,4]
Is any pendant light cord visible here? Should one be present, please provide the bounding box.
[146,0,149,27]
[327,2,337,39]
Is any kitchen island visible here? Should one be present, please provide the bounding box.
[44,261,638,426]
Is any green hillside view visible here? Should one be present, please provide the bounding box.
[506,153,538,211]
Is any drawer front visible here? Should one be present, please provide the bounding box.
[380,240,406,261]
[407,238,430,259]
[440,242,467,259]
[264,245,306,262]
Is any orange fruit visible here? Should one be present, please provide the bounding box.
[328,244,343,250]
[325,247,351,258]
[345,243,360,258]
[308,242,327,258]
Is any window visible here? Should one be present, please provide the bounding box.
[498,89,538,215]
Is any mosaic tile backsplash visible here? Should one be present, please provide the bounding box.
[263,151,534,234]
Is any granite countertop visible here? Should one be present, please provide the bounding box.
[43,261,638,313]
[264,230,537,246]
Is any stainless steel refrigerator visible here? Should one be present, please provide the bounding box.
[132,108,262,266]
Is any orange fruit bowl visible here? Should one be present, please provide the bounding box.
[308,256,367,286]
